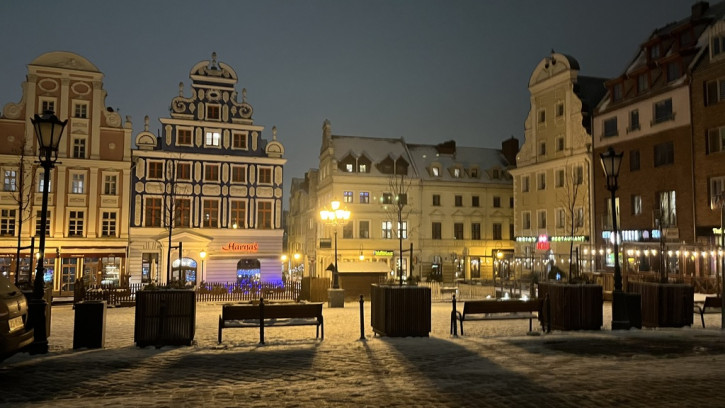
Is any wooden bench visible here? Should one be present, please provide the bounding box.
[218,299,324,344]
[694,296,722,328]
[452,298,544,335]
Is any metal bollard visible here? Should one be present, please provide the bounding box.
[451,294,458,336]
[359,294,365,340]
[259,297,265,345]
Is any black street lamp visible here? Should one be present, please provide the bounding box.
[28,110,67,354]
[599,146,629,330]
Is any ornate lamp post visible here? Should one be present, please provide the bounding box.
[28,110,67,354]
[199,250,206,284]
[600,146,628,330]
[320,200,350,289]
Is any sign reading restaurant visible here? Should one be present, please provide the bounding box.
[221,242,259,252]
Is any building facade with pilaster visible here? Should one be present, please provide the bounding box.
[511,52,605,280]
[0,51,132,296]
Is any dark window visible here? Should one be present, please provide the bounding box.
[666,63,681,83]
[177,129,192,145]
[148,162,164,179]
[471,223,481,240]
[432,194,440,206]
[654,141,674,167]
[203,200,219,228]
[629,110,640,131]
[630,150,640,171]
[653,98,673,124]
[455,195,463,207]
[145,198,162,227]
[493,196,501,208]
[175,199,191,228]
[454,223,464,240]
[604,117,618,137]
[177,163,191,180]
[472,196,479,207]
[493,223,502,240]
[432,222,442,240]
[343,222,353,239]
[257,201,272,229]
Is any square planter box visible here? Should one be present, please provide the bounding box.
[370,284,431,337]
[538,283,602,331]
[135,290,196,347]
[627,282,693,327]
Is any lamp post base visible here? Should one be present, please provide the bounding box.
[328,288,345,308]
[611,290,632,331]
[26,298,49,354]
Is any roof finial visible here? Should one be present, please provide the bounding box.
[272,126,277,140]
[242,88,247,103]
[144,115,149,131]
[178,82,184,96]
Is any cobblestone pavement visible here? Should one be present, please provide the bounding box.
[1,302,725,407]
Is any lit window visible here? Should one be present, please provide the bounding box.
[205,131,221,147]
[343,191,353,203]
[3,170,16,192]
[71,174,85,194]
[0,209,16,236]
[203,200,219,228]
[359,192,369,204]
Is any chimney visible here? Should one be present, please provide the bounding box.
[692,1,709,19]
[501,136,519,166]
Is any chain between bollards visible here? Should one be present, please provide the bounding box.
[359,294,366,340]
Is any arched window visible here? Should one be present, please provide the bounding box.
[171,257,197,286]
[236,258,261,285]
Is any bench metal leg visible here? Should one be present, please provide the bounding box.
[701,310,706,328]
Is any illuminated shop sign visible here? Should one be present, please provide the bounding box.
[550,236,588,242]
[601,229,660,242]
[536,234,550,251]
[373,250,394,256]
[518,235,589,243]
[221,242,259,252]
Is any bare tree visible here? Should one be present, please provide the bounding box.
[557,162,585,281]
[4,137,38,285]
[162,155,192,284]
[381,171,415,284]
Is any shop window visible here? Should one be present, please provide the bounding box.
[171,257,197,286]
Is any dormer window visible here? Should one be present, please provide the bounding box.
[649,45,660,60]
[432,167,439,176]
[612,83,623,102]
[346,164,353,172]
[359,164,367,172]
[470,168,478,178]
[453,168,461,178]
[492,169,500,179]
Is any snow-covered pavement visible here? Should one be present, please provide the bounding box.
[1,300,725,407]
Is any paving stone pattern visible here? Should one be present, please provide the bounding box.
[1,302,725,407]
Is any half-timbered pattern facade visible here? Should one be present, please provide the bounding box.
[128,53,285,285]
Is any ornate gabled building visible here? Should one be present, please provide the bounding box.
[0,51,132,296]
[511,52,606,279]
[288,120,515,290]
[128,53,285,285]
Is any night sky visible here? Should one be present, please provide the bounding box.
[1,0,696,205]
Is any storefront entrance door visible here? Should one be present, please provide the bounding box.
[60,258,78,296]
